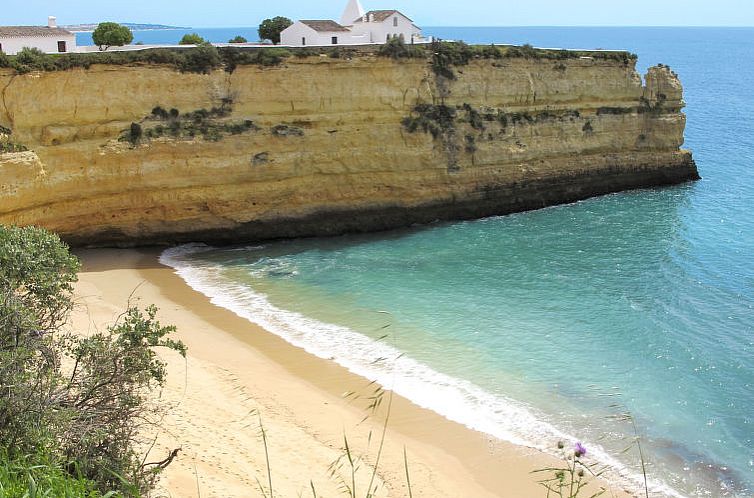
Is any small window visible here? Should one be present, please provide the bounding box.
[386,33,390,42]
[393,17,398,27]
[331,36,338,45]
[57,41,66,53]
[302,37,306,46]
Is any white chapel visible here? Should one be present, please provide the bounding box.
[280,0,423,47]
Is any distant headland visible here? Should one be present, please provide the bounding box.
[62,22,191,32]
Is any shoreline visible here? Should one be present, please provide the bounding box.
[71,248,635,497]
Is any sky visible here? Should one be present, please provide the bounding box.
[2,0,754,27]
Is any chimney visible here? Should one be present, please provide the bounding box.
[48,16,57,28]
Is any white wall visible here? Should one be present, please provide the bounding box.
[0,34,76,55]
[350,13,422,44]
[281,22,360,47]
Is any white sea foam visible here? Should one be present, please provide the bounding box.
[160,244,687,498]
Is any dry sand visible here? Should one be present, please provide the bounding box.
[70,248,634,498]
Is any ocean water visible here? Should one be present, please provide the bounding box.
[159,28,754,497]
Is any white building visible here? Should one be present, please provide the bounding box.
[0,17,76,55]
[280,0,422,47]
[350,10,422,44]
[281,20,354,47]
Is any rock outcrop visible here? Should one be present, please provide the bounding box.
[0,53,698,247]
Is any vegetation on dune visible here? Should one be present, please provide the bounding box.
[0,225,185,496]
[229,35,248,44]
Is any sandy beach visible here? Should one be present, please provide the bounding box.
[70,248,634,498]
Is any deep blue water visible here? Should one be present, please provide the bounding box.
[160,28,754,497]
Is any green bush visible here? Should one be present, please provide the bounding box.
[229,35,248,43]
[133,103,256,142]
[402,104,457,139]
[92,22,134,51]
[128,122,142,144]
[0,51,10,68]
[179,43,221,73]
[378,37,426,60]
[0,225,185,495]
[179,33,205,45]
[430,41,475,79]
[13,47,53,73]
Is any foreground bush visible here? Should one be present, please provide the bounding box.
[0,225,185,495]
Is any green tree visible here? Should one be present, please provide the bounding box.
[228,35,248,43]
[92,22,133,51]
[258,16,293,45]
[179,33,205,45]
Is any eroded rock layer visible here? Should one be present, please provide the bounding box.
[0,55,698,246]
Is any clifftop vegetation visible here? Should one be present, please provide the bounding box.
[0,40,637,76]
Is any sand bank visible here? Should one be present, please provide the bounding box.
[70,248,633,498]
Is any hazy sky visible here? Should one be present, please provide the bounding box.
[3,0,754,27]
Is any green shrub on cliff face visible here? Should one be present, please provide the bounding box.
[0,225,185,495]
[402,104,457,139]
[125,103,257,144]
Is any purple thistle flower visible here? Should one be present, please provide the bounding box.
[574,442,587,458]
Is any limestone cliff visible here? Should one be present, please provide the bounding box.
[0,53,698,246]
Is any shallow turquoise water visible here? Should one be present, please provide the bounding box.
[161,28,754,497]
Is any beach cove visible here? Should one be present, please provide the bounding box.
[70,248,634,497]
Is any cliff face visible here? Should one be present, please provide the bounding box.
[0,54,697,246]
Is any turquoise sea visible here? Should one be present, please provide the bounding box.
[158,28,754,497]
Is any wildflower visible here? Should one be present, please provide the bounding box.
[574,442,587,458]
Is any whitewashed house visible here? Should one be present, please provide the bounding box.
[280,20,353,47]
[350,10,422,44]
[280,0,422,47]
[0,17,76,55]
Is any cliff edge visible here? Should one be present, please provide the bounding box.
[0,48,698,246]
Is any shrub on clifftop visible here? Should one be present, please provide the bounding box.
[179,33,206,45]
[92,22,134,51]
[378,37,426,59]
